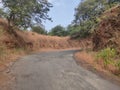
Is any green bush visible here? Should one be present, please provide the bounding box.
[96,47,116,67]
[49,25,68,36]
[32,26,47,35]
[0,45,6,58]
[0,28,4,36]
[115,60,120,70]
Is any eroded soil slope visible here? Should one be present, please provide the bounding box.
[93,5,120,53]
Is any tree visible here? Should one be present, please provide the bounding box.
[74,0,120,24]
[1,0,52,29]
[49,25,67,36]
[74,0,106,24]
[67,23,92,38]
[107,0,120,7]
[32,25,47,35]
[66,25,79,35]
[71,0,120,39]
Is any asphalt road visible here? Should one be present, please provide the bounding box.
[10,50,120,90]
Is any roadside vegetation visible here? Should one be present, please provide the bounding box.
[31,25,47,35]
[0,1,83,88]
[48,25,68,36]
[69,0,120,38]
[96,48,116,68]
[74,0,120,77]
[0,0,120,87]
[0,0,82,74]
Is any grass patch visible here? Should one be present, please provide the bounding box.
[75,47,120,77]
[0,45,7,61]
[96,47,120,75]
[96,47,116,67]
[0,28,4,36]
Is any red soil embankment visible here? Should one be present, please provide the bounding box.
[0,18,92,89]
[10,29,91,50]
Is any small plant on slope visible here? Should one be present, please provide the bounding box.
[96,47,116,68]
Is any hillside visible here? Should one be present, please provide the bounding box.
[75,5,120,80]
[0,18,92,89]
[93,5,120,53]
[0,18,92,70]
[0,0,120,90]
[0,24,91,50]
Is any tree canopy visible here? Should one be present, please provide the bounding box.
[69,0,120,38]
[49,25,68,36]
[32,25,47,35]
[1,0,52,29]
[74,0,120,24]
[74,0,105,24]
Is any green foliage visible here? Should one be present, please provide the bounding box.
[0,28,4,36]
[107,0,120,8]
[49,25,68,36]
[74,0,105,24]
[1,0,52,28]
[67,19,95,38]
[66,25,80,35]
[0,45,6,57]
[70,25,90,38]
[70,0,120,39]
[96,48,116,67]
[74,0,120,24]
[116,60,120,70]
[32,26,47,35]
[69,0,104,38]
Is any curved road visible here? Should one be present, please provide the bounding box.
[10,50,120,90]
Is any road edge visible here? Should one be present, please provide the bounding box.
[73,51,120,86]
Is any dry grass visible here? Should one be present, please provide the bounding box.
[0,50,24,70]
[102,5,120,18]
[0,47,27,71]
[0,24,92,73]
[75,51,120,77]
[0,18,92,89]
[75,51,108,80]
[0,27,27,89]
[0,72,14,90]
[0,46,27,90]
[15,30,83,49]
[75,51,95,65]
